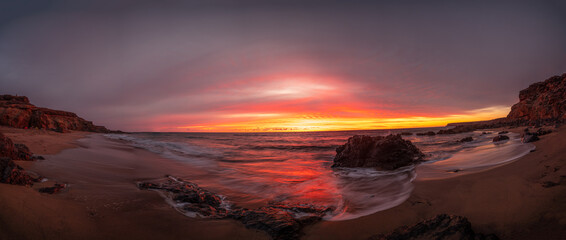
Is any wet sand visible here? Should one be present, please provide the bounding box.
[0,129,268,240]
[0,126,565,239]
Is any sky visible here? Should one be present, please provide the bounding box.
[1,0,566,132]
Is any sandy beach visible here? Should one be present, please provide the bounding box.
[0,126,565,240]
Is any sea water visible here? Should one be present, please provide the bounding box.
[105,128,534,220]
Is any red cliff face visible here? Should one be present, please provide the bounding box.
[507,74,566,122]
[0,95,111,133]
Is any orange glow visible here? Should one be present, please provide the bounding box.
[145,75,511,132]
[176,106,510,132]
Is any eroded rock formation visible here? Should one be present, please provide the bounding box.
[331,134,424,170]
[0,133,35,185]
[507,74,566,122]
[138,176,332,240]
[0,95,111,133]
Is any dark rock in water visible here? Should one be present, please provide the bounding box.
[458,136,473,143]
[400,132,413,136]
[138,177,227,218]
[437,125,477,135]
[0,94,114,133]
[331,134,424,170]
[492,135,509,142]
[39,183,67,194]
[368,214,499,240]
[522,134,540,143]
[138,176,331,240]
[498,131,509,134]
[416,131,436,136]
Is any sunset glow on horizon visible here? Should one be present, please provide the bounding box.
[147,75,511,132]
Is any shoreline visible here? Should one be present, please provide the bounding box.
[0,126,564,239]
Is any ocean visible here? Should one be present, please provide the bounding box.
[105,127,534,221]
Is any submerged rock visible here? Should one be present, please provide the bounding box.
[400,132,413,136]
[492,135,509,142]
[368,214,499,240]
[138,176,331,240]
[332,134,424,170]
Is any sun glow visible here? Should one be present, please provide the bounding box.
[177,105,510,132]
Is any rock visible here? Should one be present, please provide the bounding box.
[39,183,67,194]
[416,131,436,136]
[400,132,413,136]
[228,203,331,240]
[492,135,510,142]
[331,134,424,170]
[0,157,34,186]
[536,128,552,136]
[507,74,566,122]
[0,133,32,160]
[522,134,540,143]
[458,136,473,143]
[437,125,478,135]
[368,214,499,240]
[138,176,331,240]
[498,131,509,134]
[0,94,113,133]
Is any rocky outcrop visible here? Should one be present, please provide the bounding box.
[507,74,566,122]
[0,133,39,185]
[368,214,499,240]
[0,94,111,133]
[0,132,33,161]
[138,176,332,240]
[331,135,424,170]
[458,136,473,143]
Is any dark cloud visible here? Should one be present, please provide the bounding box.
[1,0,565,131]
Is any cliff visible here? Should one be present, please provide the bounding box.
[0,95,111,133]
[507,73,566,122]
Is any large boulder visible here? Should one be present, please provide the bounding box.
[0,132,32,160]
[507,74,566,122]
[331,134,424,170]
[369,214,499,240]
[0,94,111,133]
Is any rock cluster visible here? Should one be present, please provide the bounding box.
[368,214,499,240]
[0,95,111,133]
[0,133,35,185]
[458,136,474,143]
[332,134,424,170]
[521,128,552,143]
[507,74,566,122]
[138,176,332,240]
